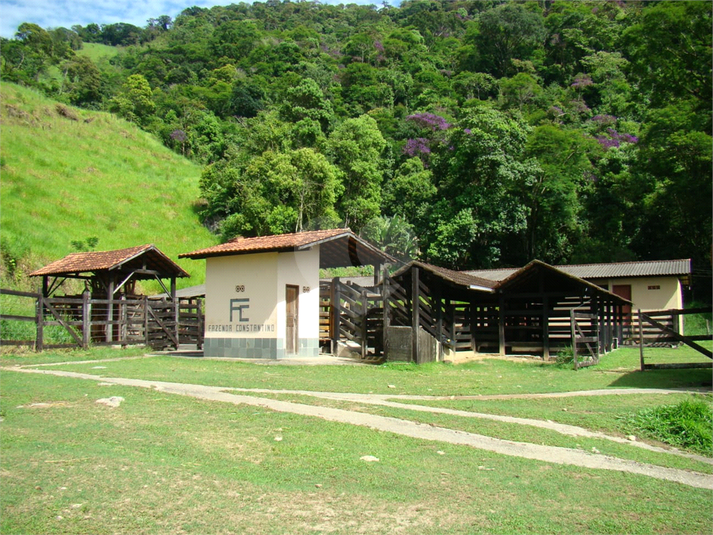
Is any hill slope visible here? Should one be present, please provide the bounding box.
[0,82,216,291]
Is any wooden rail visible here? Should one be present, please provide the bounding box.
[638,307,713,371]
[1,289,203,351]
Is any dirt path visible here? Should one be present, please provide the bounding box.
[5,366,713,490]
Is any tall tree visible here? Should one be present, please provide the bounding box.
[327,115,387,232]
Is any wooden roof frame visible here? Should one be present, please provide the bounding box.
[30,244,188,299]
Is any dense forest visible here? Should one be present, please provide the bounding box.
[2,1,711,290]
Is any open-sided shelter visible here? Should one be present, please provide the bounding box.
[30,244,189,346]
[31,244,189,299]
[465,259,691,320]
[385,260,630,361]
[180,229,394,359]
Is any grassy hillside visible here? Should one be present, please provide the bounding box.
[0,82,216,293]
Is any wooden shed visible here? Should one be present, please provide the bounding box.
[380,260,630,362]
[30,244,189,347]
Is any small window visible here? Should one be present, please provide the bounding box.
[647,285,660,290]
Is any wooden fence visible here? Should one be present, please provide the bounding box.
[637,307,712,370]
[0,289,203,351]
[330,279,383,359]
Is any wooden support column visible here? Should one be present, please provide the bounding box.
[382,266,390,359]
[638,310,645,372]
[469,300,476,352]
[594,296,602,356]
[143,295,150,346]
[542,295,550,360]
[435,278,443,361]
[171,277,179,350]
[35,289,44,352]
[360,289,368,359]
[411,267,420,363]
[82,289,91,349]
[331,278,340,355]
[570,309,578,370]
[106,277,115,343]
[498,294,506,356]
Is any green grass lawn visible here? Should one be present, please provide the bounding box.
[0,82,215,293]
[1,345,711,534]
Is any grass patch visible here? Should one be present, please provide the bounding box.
[0,82,215,293]
[45,346,713,396]
[2,370,712,534]
[620,398,713,456]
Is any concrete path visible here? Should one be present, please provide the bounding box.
[5,366,713,490]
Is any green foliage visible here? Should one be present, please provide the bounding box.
[1,0,710,298]
[620,397,713,456]
[0,82,215,291]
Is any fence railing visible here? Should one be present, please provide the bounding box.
[0,289,203,351]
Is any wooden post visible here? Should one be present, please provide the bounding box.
[382,266,390,360]
[35,290,44,352]
[144,295,150,347]
[360,289,368,359]
[106,278,115,343]
[435,278,443,361]
[469,301,476,352]
[171,277,178,350]
[594,297,602,357]
[331,278,340,356]
[120,295,127,348]
[570,309,578,370]
[498,295,505,356]
[411,267,420,363]
[82,290,91,349]
[542,296,550,361]
[638,309,645,372]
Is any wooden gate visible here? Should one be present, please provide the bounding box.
[0,288,203,351]
[570,309,599,370]
[330,279,383,359]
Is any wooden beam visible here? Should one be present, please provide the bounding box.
[412,267,420,363]
[543,295,550,360]
[498,294,505,356]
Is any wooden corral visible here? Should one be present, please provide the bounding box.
[25,245,190,349]
[322,260,631,364]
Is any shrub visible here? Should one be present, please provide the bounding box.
[619,397,713,456]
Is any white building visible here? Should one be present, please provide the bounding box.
[180,229,392,359]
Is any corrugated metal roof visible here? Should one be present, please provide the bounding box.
[30,244,189,278]
[466,259,691,281]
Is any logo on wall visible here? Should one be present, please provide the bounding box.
[230,298,250,322]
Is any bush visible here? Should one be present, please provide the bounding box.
[619,397,713,456]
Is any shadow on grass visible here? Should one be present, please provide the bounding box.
[608,368,712,391]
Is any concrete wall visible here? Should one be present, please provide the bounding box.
[599,276,683,311]
[276,248,320,356]
[203,247,320,358]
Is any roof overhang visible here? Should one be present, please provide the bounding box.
[179,229,395,269]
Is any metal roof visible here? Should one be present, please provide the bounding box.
[30,244,189,279]
[465,259,692,281]
[393,261,499,291]
[179,229,394,268]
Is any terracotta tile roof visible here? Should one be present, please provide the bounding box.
[179,229,395,268]
[179,229,349,259]
[30,244,188,278]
